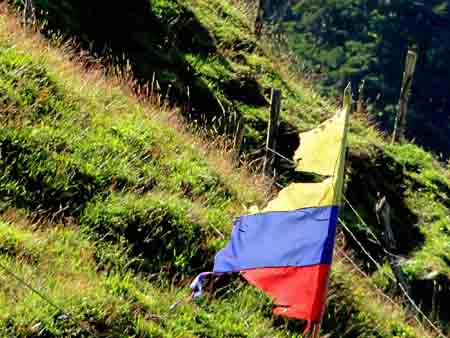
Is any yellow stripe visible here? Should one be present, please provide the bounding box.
[264,178,336,212]
[295,107,348,176]
[262,84,351,212]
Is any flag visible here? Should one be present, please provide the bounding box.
[191,84,352,327]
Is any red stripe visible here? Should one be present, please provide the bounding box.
[241,264,330,322]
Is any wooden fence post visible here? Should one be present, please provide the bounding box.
[312,322,321,338]
[255,0,264,37]
[356,80,366,115]
[255,0,271,38]
[263,88,281,177]
[392,47,417,144]
[23,0,36,25]
[375,195,411,304]
[232,115,245,167]
[185,86,191,116]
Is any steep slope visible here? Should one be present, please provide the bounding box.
[0,9,286,337]
[0,2,449,338]
[9,0,333,157]
[14,0,449,328]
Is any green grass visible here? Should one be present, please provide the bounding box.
[0,32,255,276]
[0,218,291,338]
[385,144,450,278]
[152,0,334,148]
[81,192,219,276]
[1,1,450,337]
[0,215,426,338]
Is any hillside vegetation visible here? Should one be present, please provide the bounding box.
[0,1,449,337]
[273,0,450,157]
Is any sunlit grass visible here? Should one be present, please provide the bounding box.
[0,1,449,337]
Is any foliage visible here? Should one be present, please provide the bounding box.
[277,0,450,156]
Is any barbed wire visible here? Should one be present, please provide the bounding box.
[340,197,446,338]
[0,260,99,337]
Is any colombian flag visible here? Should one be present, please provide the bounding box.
[192,85,352,326]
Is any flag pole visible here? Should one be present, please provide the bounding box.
[309,83,353,338]
[312,322,321,338]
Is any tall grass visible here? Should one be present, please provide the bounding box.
[0,1,449,337]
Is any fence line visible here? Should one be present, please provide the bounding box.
[340,198,446,338]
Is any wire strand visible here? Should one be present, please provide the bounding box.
[339,199,446,338]
[338,217,381,270]
[342,195,401,258]
[343,194,381,245]
[0,260,98,337]
[0,261,66,314]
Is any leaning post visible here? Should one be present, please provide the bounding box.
[392,47,417,143]
[263,88,281,177]
[23,0,36,25]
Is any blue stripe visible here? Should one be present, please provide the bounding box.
[213,206,339,273]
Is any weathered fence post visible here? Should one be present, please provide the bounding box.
[23,0,36,25]
[255,0,264,37]
[232,114,245,167]
[164,84,172,107]
[392,47,417,144]
[255,0,271,38]
[375,194,411,304]
[263,88,281,177]
[185,86,191,116]
[356,80,366,115]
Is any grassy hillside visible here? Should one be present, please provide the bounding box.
[9,0,333,158]
[0,1,449,337]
